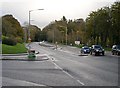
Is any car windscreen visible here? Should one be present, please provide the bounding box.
[94,45,102,49]
[117,45,120,49]
[84,47,89,49]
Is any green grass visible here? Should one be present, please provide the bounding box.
[2,43,27,54]
[74,44,84,48]
[104,47,112,51]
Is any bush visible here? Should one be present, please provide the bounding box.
[2,37,17,46]
[16,37,23,43]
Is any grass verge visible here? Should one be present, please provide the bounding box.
[104,47,112,51]
[2,43,27,54]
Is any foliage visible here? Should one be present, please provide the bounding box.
[42,17,85,45]
[85,1,120,47]
[2,2,119,47]
[2,15,24,43]
[2,36,17,46]
[42,1,119,47]
[2,43,27,54]
[29,25,41,42]
[15,37,23,43]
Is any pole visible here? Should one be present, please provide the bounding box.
[66,27,67,45]
[28,9,44,42]
[28,11,31,42]
[28,9,44,48]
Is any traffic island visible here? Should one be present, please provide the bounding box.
[78,54,89,56]
[2,49,49,61]
[27,49,36,61]
[27,54,36,61]
[2,56,49,61]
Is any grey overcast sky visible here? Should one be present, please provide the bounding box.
[0,0,117,29]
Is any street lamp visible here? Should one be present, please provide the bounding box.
[28,9,44,43]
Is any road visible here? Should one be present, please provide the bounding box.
[2,42,118,86]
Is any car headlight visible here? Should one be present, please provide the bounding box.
[96,49,99,52]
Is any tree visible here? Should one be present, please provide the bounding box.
[2,14,24,44]
[110,2,120,45]
[43,17,86,45]
[29,25,41,42]
[85,1,120,46]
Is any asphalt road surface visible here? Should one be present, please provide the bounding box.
[2,42,118,86]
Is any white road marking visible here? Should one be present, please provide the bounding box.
[77,80,85,85]
[49,56,85,86]
[62,70,74,79]
[3,77,46,86]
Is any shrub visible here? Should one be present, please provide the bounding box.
[2,37,17,46]
[16,37,23,43]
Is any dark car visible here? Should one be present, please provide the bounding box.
[112,45,120,56]
[80,46,90,54]
[90,45,105,56]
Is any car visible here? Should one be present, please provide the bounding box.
[90,45,105,56]
[80,46,90,54]
[112,45,120,56]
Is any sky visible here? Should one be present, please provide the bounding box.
[0,0,117,29]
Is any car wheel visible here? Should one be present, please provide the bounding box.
[90,52,92,55]
[117,52,120,56]
[112,52,115,55]
[95,53,97,56]
[112,52,114,55]
[102,52,104,56]
[81,51,83,55]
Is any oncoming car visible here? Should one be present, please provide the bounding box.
[80,46,90,54]
[112,45,120,56]
[90,45,105,56]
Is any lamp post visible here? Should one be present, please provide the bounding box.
[28,9,44,43]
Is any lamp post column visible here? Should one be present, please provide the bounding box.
[28,11,31,43]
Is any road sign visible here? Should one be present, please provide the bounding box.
[28,37,31,43]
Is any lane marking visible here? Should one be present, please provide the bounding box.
[62,70,74,79]
[49,56,85,86]
[3,77,46,86]
[77,80,85,86]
